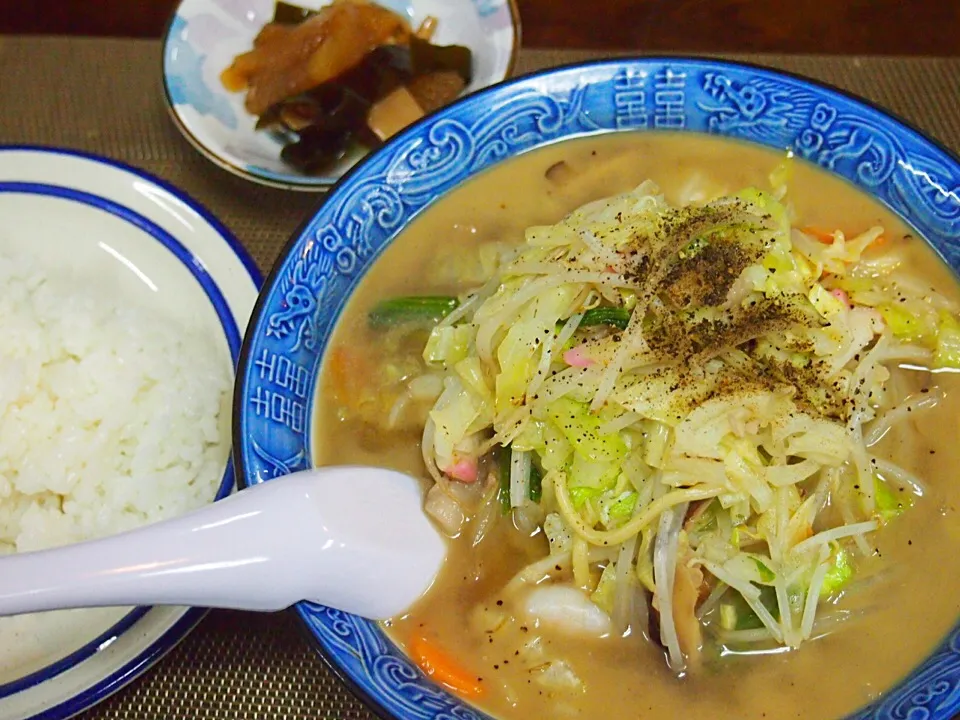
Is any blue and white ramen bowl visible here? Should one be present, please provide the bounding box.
[235,58,960,719]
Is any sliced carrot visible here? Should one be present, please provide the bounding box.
[326,346,354,400]
[410,635,484,698]
[802,226,836,244]
[803,226,889,249]
[326,346,371,401]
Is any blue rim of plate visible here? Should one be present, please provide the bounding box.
[158,0,523,192]
[232,56,960,720]
[0,145,263,719]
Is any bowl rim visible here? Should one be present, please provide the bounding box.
[159,0,523,192]
[0,143,263,720]
[232,54,960,720]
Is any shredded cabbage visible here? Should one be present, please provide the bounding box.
[935,310,960,368]
[399,168,955,672]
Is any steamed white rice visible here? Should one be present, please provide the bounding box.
[0,251,232,677]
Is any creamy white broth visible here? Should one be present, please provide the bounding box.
[315,132,960,720]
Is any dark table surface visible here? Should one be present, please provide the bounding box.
[4,0,960,56]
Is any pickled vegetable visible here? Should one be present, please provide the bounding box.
[222,0,473,175]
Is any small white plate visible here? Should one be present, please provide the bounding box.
[162,0,521,190]
[0,146,260,720]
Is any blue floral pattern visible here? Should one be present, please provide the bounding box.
[235,59,960,720]
[165,16,238,130]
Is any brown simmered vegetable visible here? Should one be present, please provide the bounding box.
[222,0,474,175]
[259,43,413,173]
[221,0,473,173]
[407,71,466,113]
[259,44,412,131]
[368,87,425,141]
[221,1,411,116]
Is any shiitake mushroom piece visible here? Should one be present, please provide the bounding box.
[273,1,318,25]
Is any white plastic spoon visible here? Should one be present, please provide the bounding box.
[0,467,447,621]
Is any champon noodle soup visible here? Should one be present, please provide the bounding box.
[314,133,960,720]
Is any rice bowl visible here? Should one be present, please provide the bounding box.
[0,146,259,720]
[0,249,232,682]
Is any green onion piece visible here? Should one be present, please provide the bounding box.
[498,445,512,515]
[579,306,632,331]
[752,557,776,583]
[368,296,459,329]
[678,235,710,260]
[723,585,780,631]
[529,463,543,503]
[874,475,911,523]
[820,548,853,597]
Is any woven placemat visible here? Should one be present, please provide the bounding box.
[0,37,959,720]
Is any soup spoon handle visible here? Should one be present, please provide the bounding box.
[0,467,446,621]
